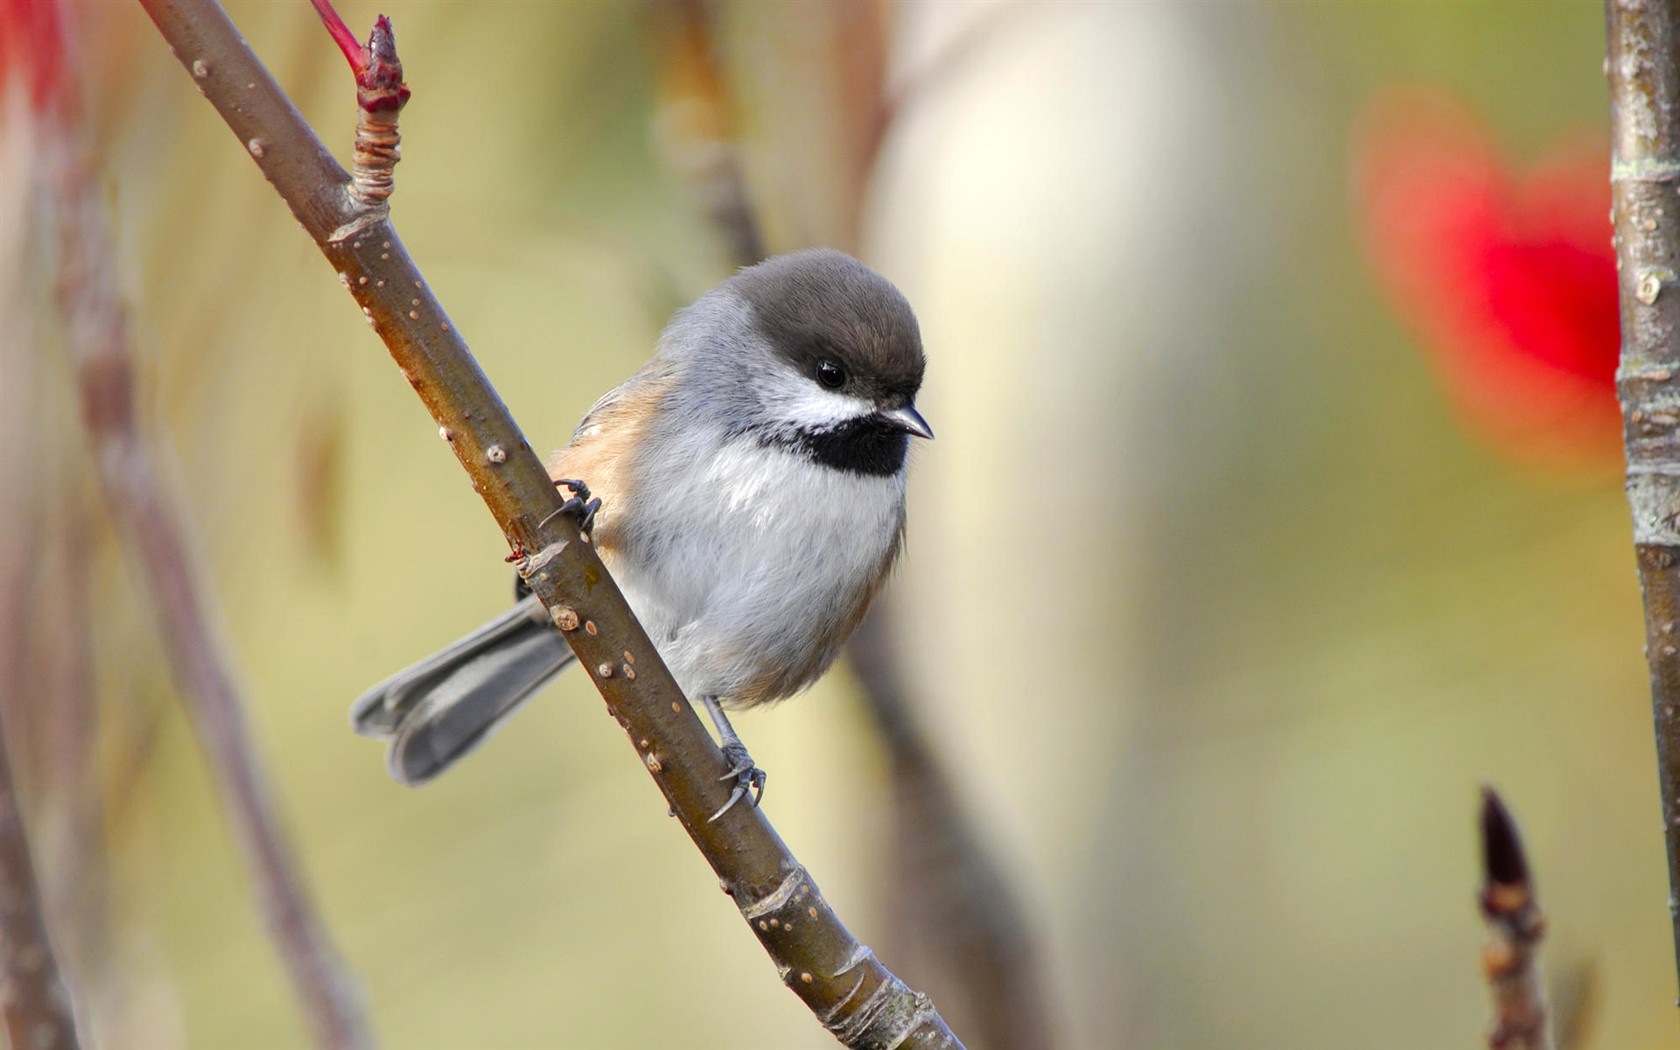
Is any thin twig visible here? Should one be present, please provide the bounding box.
[136,3,961,1045]
[0,727,79,1050]
[647,0,766,267]
[1606,0,1680,1002]
[0,8,89,1041]
[1478,788,1553,1050]
[0,169,79,1035]
[860,1,1027,183]
[849,610,1055,1049]
[39,5,371,1047]
[0,119,93,1050]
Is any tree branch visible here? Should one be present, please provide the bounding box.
[136,3,961,1045]
[0,460,79,1045]
[0,723,79,1050]
[1478,788,1553,1050]
[849,611,1054,1049]
[39,5,372,1048]
[647,0,766,268]
[1606,0,1680,1002]
[0,6,93,1046]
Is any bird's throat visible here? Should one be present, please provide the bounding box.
[780,415,910,478]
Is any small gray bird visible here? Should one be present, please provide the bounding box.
[351,249,931,818]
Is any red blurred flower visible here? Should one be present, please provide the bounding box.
[1354,90,1620,466]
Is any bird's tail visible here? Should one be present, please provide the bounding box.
[351,594,575,785]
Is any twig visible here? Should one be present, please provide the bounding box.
[38,5,371,1047]
[1548,960,1599,1050]
[0,227,82,1050]
[0,136,99,1050]
[1478,788,1553,1050]
[1606,0,1680,1002]
[849,611,1054,1049]
[0,422,82,1050]
[136,3,962,1045]
[0,725,79,1050]
[647,0,766,267]
[860,1,1027,182]
[309,2,407,208]
[0,17,85,1050]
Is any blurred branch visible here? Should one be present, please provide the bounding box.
[0,123,98,1050]
[1478,789,1552,1050]
[0,721,80,1050]
[1548,959,1599,1050]
[646,7,1054,1046]
[1606,0,1680,1002]
[861,1,1024,177]
[850,612,1054,1049]
[39,5,372,1048]
[0,10,89,1047]
[137,2,961,1045]
[0,446,82,1050]
[648,0,765,266]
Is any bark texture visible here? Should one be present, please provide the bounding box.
[1608,0,1680,1001]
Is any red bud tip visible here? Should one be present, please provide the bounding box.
[369,15,398,65]
[354,13,405,98]
[1480,786,1531,889]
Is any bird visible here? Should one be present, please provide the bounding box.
[351,249,931,819]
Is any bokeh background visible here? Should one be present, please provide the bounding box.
[0,1,1662,1047]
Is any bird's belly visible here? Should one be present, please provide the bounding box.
[604,441,905,706]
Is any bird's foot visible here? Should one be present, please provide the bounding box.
[709,741,767,822]
[543,478,601,537]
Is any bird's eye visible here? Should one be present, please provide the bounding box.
[816,361,846,389]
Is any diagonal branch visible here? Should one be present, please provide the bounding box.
[0,719,79,1050]
[135,3,962,1045]
[0,14,88,1049]
[1606,0,1680,1001]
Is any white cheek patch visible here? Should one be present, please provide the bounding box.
[758,369,874,431]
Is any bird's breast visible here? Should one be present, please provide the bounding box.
[606,436,906,706]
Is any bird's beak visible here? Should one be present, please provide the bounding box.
[881,404,934,440]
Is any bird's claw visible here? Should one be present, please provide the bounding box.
[708,742,767,822]
[543,479,601,537]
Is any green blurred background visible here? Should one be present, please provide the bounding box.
[2,1,1664,1047]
